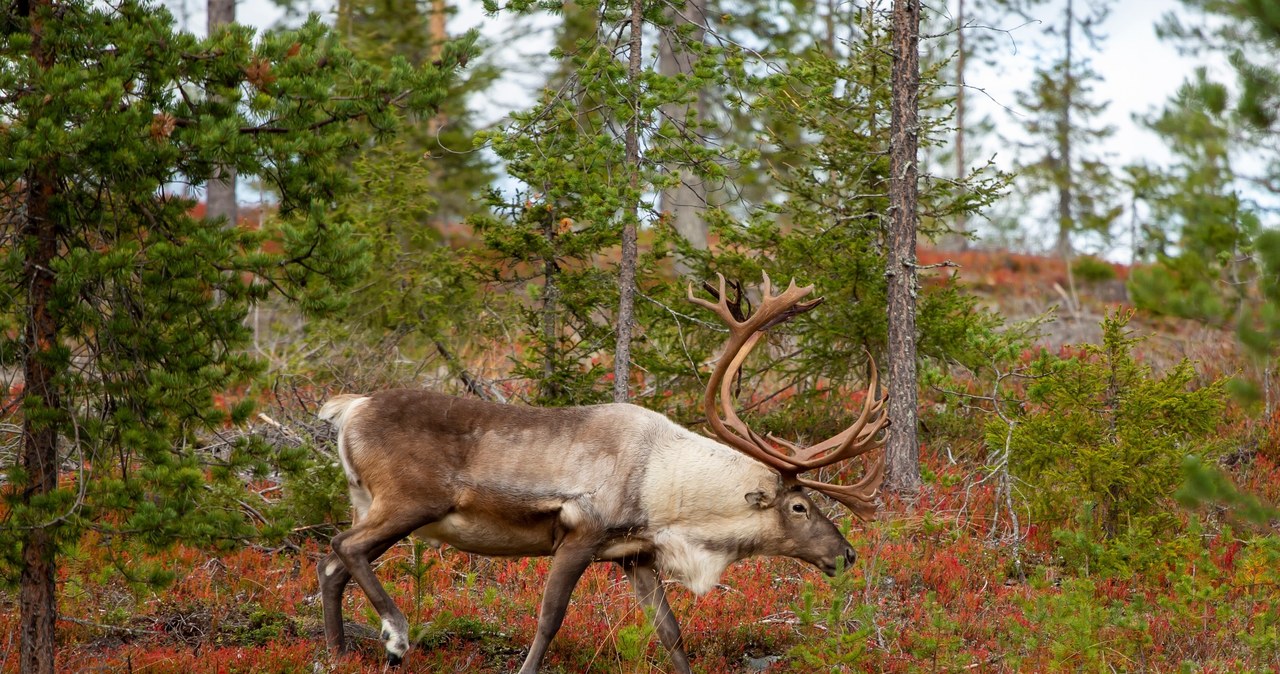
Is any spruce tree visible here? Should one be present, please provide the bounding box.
[936,0,1004,246]
[1134,0,1280,412]
[472,0,730,404]
[1006,0,1120,258]
[1127,73,1257,327]
[0,2,474,671]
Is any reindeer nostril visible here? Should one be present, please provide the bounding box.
[844,549,857,566]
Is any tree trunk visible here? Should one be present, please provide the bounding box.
[657,0,708,275]
[953,0,967,248]
[614,0,643,403]
[541,212,562,402]
[886,0,922,495]
[206,0,237,229]
[19,4,62,671]
[19,170,61,674]
[1054,0,1074,259]
[427,0,448,137]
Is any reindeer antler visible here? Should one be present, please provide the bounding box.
[688,273,888,520]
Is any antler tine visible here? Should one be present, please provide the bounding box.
[791,357,888,520]
[691,276,888,521]
[687,273,745,333]
[765,357,888,470]
[688,272,822,336]
[797,449,884,521]
[692,274,822,474]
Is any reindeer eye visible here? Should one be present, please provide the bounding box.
[791,502,807,514]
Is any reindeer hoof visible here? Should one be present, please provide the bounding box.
[380,621,409,667]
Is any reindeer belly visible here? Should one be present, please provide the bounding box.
[412,511,558,557]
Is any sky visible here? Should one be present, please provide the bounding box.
[967,0,1210,169]
[168,0,1222,255]
[172,0,1208,164]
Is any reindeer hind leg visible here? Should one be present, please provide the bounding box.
[318,551,352,654]
[331,503,443,666]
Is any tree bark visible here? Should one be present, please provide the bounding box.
[1054,0,1074,259]
[541,212,562,402]
[19,7,62,673]
[19,168,61,674]
[613,0,643,403]
[657,0,708,276]
[954,0,968,248]
[427,0,448,137]
[886,0,922,495]
[206,0,237,229]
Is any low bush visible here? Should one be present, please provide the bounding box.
[990,309,1229,539]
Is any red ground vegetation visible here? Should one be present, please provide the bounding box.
[3,443,1276,673]
[2,248,1277,673]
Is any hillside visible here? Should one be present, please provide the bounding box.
[3,248,1277,674]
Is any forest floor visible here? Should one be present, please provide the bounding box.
[2,248,1278,673]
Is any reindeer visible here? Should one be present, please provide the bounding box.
[316,274,888,673]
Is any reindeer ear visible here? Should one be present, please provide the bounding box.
[745,489,774,509]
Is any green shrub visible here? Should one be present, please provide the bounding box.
[989,309,1228,538]
[264,448,348,539]
[1072,255,1117,283]
[787,553,877,671]
[1006,577,1153,671]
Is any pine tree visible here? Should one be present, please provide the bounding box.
[0,3,475,670]
[937,0,1004,247]
[473,0,730,404]
[1007,0,1121,258]
[309,0,497,385]
[335,0,495,228]
[1135,0,1280,413]
[206,0,237,229]
[661,3,1003,451]
[657,0,710,273]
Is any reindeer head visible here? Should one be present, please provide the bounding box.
[690,273,888,573]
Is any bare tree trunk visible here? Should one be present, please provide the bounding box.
[886,0,922,495]
[206,0,236,229]
[426,0,449,229]
[953,0,968,248]
[541,212,562,402]
[613,0,643,403]
[657,0,708,276]
[19,167,60,674]
[427,0,448,137]
[19,9,62,672]
[1054,0,1074,259]
[824,0,837,53]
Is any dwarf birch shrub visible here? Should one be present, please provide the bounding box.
[990,309,1229,539]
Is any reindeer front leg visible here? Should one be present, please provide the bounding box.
[621,561,692,674]
[517,539,597,674]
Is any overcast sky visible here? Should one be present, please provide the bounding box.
[174,0,1207,168]
[969,0,1212,169]
[171,0,1222,255]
